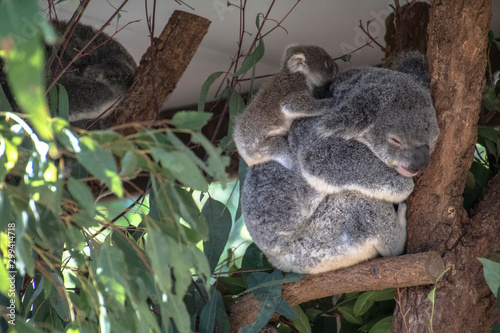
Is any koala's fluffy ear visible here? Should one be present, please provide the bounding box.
[392,51,430,89]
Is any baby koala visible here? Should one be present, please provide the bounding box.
[233,45,338,169]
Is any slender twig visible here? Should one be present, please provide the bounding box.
[145,0,160,119]
[358,19,387,52]
[259,0,300,40]
[45,0,91,79]
[333,39,376,61]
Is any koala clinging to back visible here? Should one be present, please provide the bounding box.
[233,45,338,169]
[242,51,439,274]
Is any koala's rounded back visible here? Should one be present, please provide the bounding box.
[241,52,438,274]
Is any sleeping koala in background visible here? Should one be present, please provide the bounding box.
[51,21,137,128]
[242,52,439,274]
[0,21,136,129]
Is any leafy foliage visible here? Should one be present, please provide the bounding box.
[464,31,500,210]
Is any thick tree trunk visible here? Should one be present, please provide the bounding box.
[105,10,211,133]
[391,1,500,332]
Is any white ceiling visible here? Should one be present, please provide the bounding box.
[47,0,500,110]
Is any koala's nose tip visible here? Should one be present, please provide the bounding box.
[410,145,430,173]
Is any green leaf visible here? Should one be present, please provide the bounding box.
[0,83,13,111]
[337,306,363,325]
[145,228,173,294]
[276,299,298,319]
[478,258,500,297]
[0,187,13,229]
[96,239,127,305]
[198,71,224,112]
[484,86,498,111]
[166,297,191,333]
[216,276,247,295]
[497,286,500,312]
[57,84,69,121]
[353,294,374,316]
[76,136,123,197]
[3,137,18,174]
[492,323,500,333]
[151,148,209,191]
[354,289,396,316]
[223,91,246,150]
[67,177,96,215]
[199,288,223,333]
[202,198,232,273]
[216,305,231,333]
[190,133,230,186]
[341,53,352,63]
[16,234,34,277]
[119,151,138,178]
[172,111,212,131]
[0,1,54,140]
[292,305,311,333]
[241,271,297,333]
[47,273,70,321]
[242,243,272,271]
[233,39,265,77]
[241,272,303,297]
[369,316,393,333]
[0,261,12,297]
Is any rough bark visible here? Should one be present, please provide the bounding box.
[104,10,211,133]
[229,252,445,332]
[391,1,500,332]
[384,1,430,65]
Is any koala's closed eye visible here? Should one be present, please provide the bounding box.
[388,135,403,147]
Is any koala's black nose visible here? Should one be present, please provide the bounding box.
[408,145,430,173]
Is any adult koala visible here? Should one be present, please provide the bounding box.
[241,52,439,274]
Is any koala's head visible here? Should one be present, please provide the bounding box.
[283,45,338,89]
[356,52,440,177]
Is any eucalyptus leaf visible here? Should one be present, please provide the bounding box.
[478,258,500,297]
[119,151,138,178]
[0,1,53,140]
[0,188,13,229]
[145,228,173,294]
[48,273,70,321]
[172,111,212,131]
[198,71,224,112]
[338,306,363,325]
[292,305,312,333]
[167,297,191,333]
[369,316,393,333]
[199,288,223,333]
[76,136,123,197]
[233,39,265,77]
[57,84,69,121]
[0,84,12,111]
[202,198,232,273]
[151,148,209,191]
[67,177,96,215]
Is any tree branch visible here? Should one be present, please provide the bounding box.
[103,10,211,133]
[229,252,445,332]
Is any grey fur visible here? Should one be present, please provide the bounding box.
[233,45,338,169]
[242,52,439,274]
[0,21,136,129]
[51,21,137,128]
